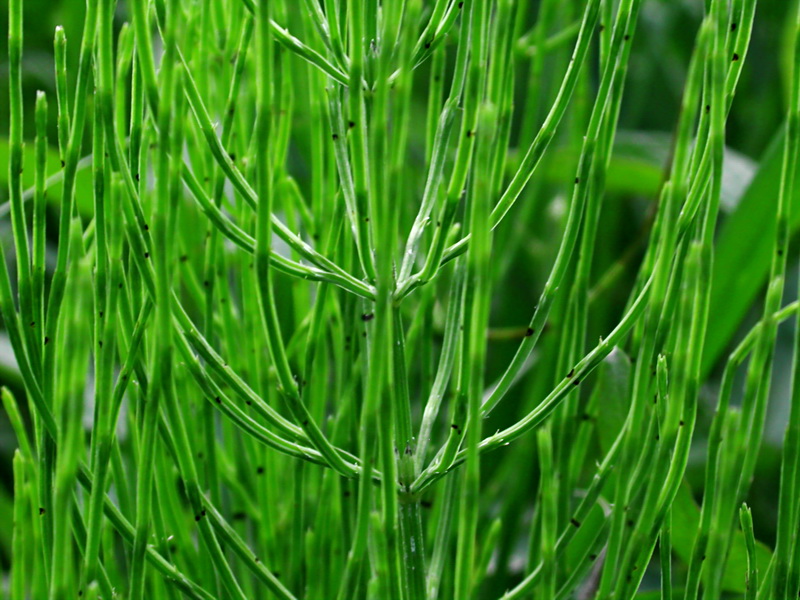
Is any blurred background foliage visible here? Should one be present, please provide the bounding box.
[1,0,799,590]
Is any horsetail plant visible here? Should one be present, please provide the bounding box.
[3,0,800,598]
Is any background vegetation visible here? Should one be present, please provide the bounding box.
[1,0,800,598]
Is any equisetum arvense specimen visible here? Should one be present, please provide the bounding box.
[2,0,800,598]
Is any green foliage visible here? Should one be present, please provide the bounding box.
[2,0,800,598]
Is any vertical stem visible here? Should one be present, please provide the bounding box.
[772,2,800,596]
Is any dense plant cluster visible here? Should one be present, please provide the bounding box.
[1,0,800,598]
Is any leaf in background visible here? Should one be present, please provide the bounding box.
[634,592,683,599]
[703,126,800,377]
[0,333,22,392]
[592,346,632,454]
[538,131,756,208]
[669,482,772,594]
[0,482,13,559]
[0,137,93,218]
[591,352,772,594]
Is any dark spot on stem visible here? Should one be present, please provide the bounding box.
[425,41,432,49]
[571,518,581,528]
[421,500,433,508]
[574,177,580,184]
[215,396,221,404]
[680,420,685,426]
[348,121,355,129]
[39,507,45,515]
[144,252,150,259]
[731,23,738,31]
[332,133,339,140]
[458,1,463,7]
[302,420,309,426]
[257,466,265,475]
[590,554,597,560]
[573,378,580,385]
[180,255,188,262]
[44,337,49,345]
[627,519,634,527]
[204,280,210,288]
[655,434,660,441]
[228,152,236,162]
[705,105,711,113]
[61,160,66,168]
[566,368,575,378]
[624,34,630,41]
[361,313,375,322]
[30,321,35,327]
[135,173,140,181]
[732,53,739,61]
[525,327,534,337]
[466,130,474,138]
